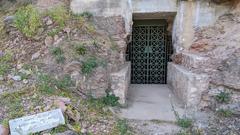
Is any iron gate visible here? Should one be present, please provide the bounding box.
[128,20,170,84]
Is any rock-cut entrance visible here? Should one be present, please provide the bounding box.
[126,20,173,84]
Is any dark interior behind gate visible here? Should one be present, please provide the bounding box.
[126,20,173,84]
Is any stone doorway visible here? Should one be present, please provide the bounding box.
[126,19,173,84]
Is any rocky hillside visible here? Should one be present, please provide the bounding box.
[173,1,240,134]
[0,1,133,135]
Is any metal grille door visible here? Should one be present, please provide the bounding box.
[130,20,168,84]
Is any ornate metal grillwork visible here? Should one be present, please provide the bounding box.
[128,20,171,84]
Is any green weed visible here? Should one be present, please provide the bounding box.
[47,27,61,37]
[0,90,25,119]
[111,119,132,135]
[72,123,81,133]
[55,55,66,64]
[101,92,120,107]
[50,125,68,134]
[0,52,13,76]
[177,128,203,135]
[176,118,192,128]
[81,56,98,74]
[215,91,231,103]
[50,47,63,56]
[50,47,65,64]
[79,11,93,19]
[14,5,41,38]
[37,73,73,95]
[48,5,69,28]
[172,103,192,128]
[37,73,56,94]
[74,43,87,56]
[217,109,233,117]
[0,119,9,128]
[55,75,73,90]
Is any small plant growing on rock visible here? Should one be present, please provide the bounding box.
[217,109,233,117]
[81,56,98,74]
[0,119,9,128]
[111,119,132,135]
[74,44,87,55]
[37,73,56,94]
[50,125,68,134]
[0,51,13,76]
[176,117,193,128]
[55,75,73,90]
[37,73,73,95]
[215,91,231,103]
[14,5,41,38]
[48,5,69,28]
[50,47,65,64]
[47,27,61,37]
[101,92,120,107]
[172,103,192,128]
[79,11,93,19]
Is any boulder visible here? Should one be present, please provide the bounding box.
[31,51,41,60]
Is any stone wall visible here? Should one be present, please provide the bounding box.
[110,62,131,105]
[172,0,231,52]
[168,63,210,107]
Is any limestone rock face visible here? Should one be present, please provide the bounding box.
[218,49,240,90]
[168,63,210,107]
[219,103,240,116]
[110,62,131,105]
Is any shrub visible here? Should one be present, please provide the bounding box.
[176,118,192,128]
[101,93,120,107]
[55,55,65,64]
[37,73,73,95]
[111,119,132,135]
[79,11,93,19]
[48,5,69,28]
[37,73,55,94]
[0,52,12,76]
[215,91,231,103]
[81,56,98,74]
[47,27,61,37]
[50,125,68,134]
[172,103,192,128]
[55,75,73,90]
[0,64,10,76]
[217,109,233,117]
[50,47,65,64]
[50,47,63,56]
[74,44,86,55]
[14,5,41,38]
